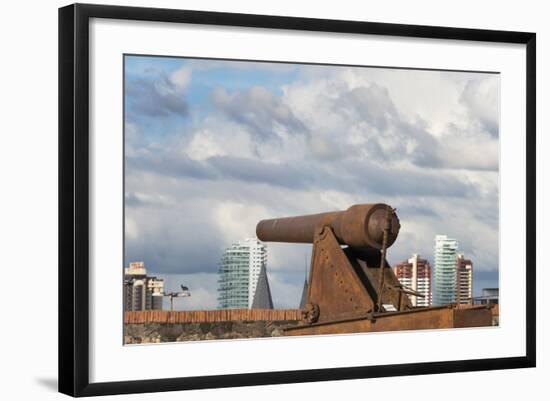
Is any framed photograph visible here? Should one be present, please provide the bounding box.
[58,3,536,397]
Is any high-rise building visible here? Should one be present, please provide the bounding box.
[124,261,164,311]
[456,254,473,304]
[217,238,268,309]
[393,254,432,307]
[433,235,459,305]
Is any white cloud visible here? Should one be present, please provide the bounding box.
[211,202,271,246]
[125,61,500,309]
[170,66,192,91]
[460,76,500,136]
[185,125,254,160]
[125,216,139,240]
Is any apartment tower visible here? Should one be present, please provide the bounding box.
[433,235,459,305]
[393,254,432,307]
[456,254,473,304]
[123,261,164,311]
[217,238,269,309]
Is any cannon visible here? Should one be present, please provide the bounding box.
[256,204,492,335]
[257,203,401,249]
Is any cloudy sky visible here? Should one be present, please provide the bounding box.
[124,55,499,310]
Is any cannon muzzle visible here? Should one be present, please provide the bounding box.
[256,203,400,250]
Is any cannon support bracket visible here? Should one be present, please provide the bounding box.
[306,226,375,324]
[304,224,410,325]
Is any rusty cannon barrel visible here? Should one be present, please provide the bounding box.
[256,204,400,250]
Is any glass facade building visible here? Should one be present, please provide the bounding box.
[217,238,267,309]
[433,235,459,305]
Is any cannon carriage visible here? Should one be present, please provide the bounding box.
[256,204,492,335]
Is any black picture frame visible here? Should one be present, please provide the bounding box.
[58,3,536,397]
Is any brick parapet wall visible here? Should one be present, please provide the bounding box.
[124,309,302,324]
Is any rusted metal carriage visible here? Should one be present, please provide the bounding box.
[256,204,492,335]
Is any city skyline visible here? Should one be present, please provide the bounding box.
[124,55,499,310]
[127,233,491,311]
